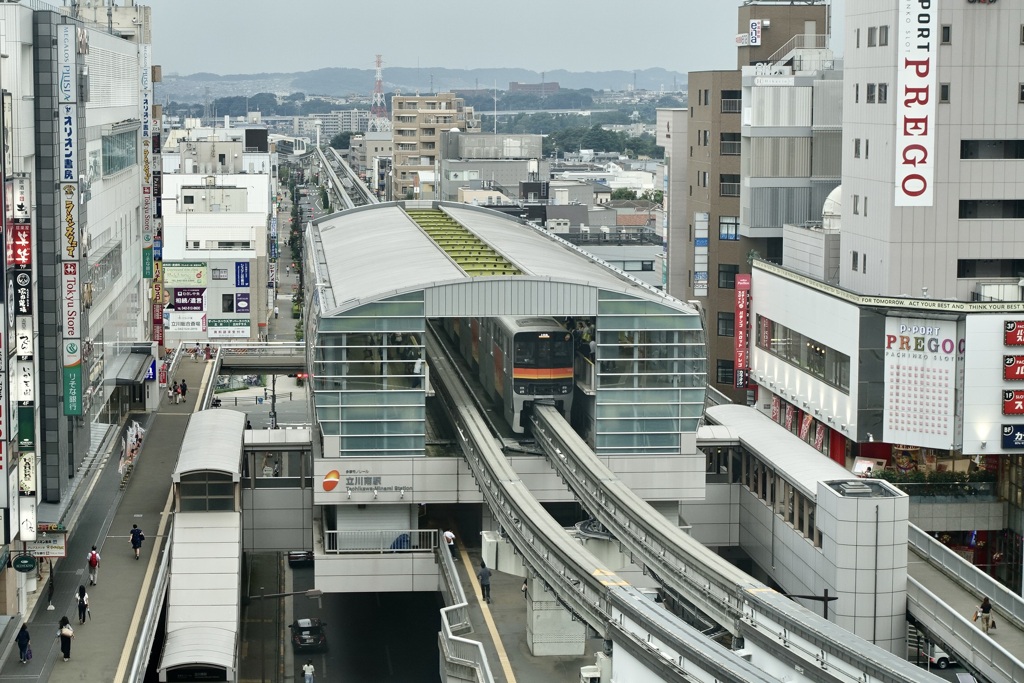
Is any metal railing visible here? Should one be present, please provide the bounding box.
[323,528,436,554]
[720,182,741,197]
[127,518,173,683]
[765,34,830,65]
[719,141,741,156]
[721,99,741,114]
[215,342,305,356]
[909,523,1024,629]
[436,545,496,683]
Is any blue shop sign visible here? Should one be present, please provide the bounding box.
[1001,424,1024,449]
[235,262,250,287]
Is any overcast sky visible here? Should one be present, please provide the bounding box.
[147,0,844,78]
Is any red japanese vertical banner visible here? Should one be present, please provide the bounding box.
[813,423,826,451]
[784,404,794,431]
[734,274,751,388]
[770,395,781,422]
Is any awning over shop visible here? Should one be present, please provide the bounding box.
[112,352,154,385]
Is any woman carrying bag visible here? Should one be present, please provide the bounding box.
[57,616,74,661]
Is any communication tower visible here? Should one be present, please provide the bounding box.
[369,54,391,132]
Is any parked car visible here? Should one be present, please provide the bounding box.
[913,641,955,669]
[289,618,327,652]
[287,550,314,568]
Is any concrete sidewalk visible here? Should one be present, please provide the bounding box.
[0,356,212,682]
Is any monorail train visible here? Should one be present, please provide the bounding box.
[446,316,575,433]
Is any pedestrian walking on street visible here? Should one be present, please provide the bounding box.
[171,381,180,404]
[979,596,993,633]
[302,659,315,683]
[274,305,280,319]
[16,624,30,664]
[130,524,145,560]
[204,343,212,361]
[444,529,457,561]
[478,561,492,603]
[57,616,73,661]
[75,586,89,624]
[86,546,100,586]
[180,379,188,402]
[166,383,174,403]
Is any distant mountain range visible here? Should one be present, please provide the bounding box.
[159,67,687,102]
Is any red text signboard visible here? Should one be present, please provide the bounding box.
[734,274,751,388]
[1004,355,1024,381]
[1004,390,1024,415]
[1005,321,1024,346]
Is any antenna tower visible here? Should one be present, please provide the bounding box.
[369,54,392,132]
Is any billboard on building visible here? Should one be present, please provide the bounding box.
[882,317,963,449]
[62,339,82,416]
[57,25,77,104]
[734,274,751,388]
[163,262,208,286]
[60,263,80,339]
[895,0,937,206]
[693,212,709,296]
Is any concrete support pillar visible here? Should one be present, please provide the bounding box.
[525,575,586,656]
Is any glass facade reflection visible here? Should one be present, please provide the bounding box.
[310,290,707,459]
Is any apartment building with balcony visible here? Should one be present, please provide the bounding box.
[390,93,477,200]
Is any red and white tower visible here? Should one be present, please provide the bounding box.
[369,54,391,133]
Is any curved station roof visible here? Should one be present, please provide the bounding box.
[307,201,697,319]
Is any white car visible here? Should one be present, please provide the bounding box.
[914,641,956,669]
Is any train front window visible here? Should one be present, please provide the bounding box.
[514,339,537,366]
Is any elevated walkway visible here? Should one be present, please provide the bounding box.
[214,342,305,374]
[907,525,1024,683]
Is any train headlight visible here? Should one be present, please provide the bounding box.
[517,386,526,394]
[561,386,570,394]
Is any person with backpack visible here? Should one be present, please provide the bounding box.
[86,546,100,586]
[130,524,145,560]
[75,586,89,625]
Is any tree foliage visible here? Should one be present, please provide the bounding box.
[329,132,354,149]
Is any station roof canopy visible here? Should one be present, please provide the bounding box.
[704,404,859,499]
[308,201,693,319]
[173,410,245,482]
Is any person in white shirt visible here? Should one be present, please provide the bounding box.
[443,529,457,561]
[302,659,315,683]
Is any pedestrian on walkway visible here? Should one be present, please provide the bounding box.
[979,596,993,633]
[180,379,188,402]
[204,343,212,361]
[443,529,457,561]
[478,561,492,603]
[172,381,180,404]
[86,546,100,586]
[274,305,280,319]
[302,659,315,683]
[166,383,174,403]
[16,623,30,664]
[57,616,73,661]
[130,524,145,560]
[75,586,89,624]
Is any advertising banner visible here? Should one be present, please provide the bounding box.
[1006,320,1024,346]
[235,261,250,287]
[165,311,208,333]
[235,292,250,314]
[9,176,30,222]
[1003,390,1024,416]
[1004,355,1024,381]
[1002,424,1024,449]
[8,222,30,267]
[18,449,34,497]
[693,212,709,296]
[208,319,250,338]
[24,533,66,559]
[734,274,750,388]
[883,317,962,449]
[16,360,33,404]
[57,25,77,104]
[17,405,33,450]
[173,287,205,312]
[62,339,82,416]
[12,270,30,316]
[60,105,78,182]
[60,263,80,339]
[15,317,31,359]
[163,261,208,286]
[142,246,153,279]
[61,182,79,258]
[895,0,937,206]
